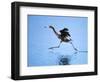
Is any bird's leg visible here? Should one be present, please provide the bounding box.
[49,41,62,49]
[70,42,78,51]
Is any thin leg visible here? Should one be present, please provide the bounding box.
[49,41,62,49]
[70,42,78,51]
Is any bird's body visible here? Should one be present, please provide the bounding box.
[58,35,71,42]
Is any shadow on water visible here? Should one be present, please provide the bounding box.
[73,50,88,54]
[78,51,88,53]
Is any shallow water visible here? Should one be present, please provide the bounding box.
[49,50,88,65]
[28,48,88,66]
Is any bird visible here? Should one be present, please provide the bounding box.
[48,25,78,51]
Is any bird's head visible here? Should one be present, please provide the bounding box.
[63,28,69,31]
[49,26,54,29]
[60,28,69,33]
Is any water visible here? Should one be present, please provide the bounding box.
[28,46,88,66]
[49,50,88,65]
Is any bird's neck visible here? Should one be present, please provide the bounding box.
[50,27,59,37]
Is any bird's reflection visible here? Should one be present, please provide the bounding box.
[58,55,70,65]
[49,49,88,65]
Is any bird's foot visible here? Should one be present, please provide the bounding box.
[74,48,78,51]
[48,47,53,49]
[74,48,78,54]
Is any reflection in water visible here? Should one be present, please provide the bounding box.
[49,50,88,65]
[58,55,70,65]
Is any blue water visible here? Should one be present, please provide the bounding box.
[27,15,88,67]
